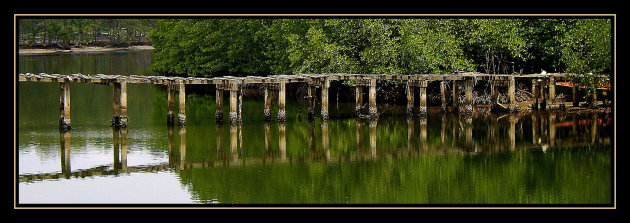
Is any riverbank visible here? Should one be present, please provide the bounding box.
[18,45,154,55]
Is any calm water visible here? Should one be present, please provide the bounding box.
[17,50,613,205]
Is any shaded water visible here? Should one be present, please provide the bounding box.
[17,50,613,205]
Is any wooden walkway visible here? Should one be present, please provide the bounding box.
[19,72,599,130]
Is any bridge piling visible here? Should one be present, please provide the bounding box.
[440,81,447,112]
[167,84,175,125]
[216,88,223,123]
[59,82,71,130]
[357,85,364,117]
[178,82,186,126]
[418,80,428,117]
[264,84,272,121]
[278,82,286,122]
[368,79,378,119]
[321,79,330,121]
[406,83,414,116]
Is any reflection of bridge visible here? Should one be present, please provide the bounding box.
[18,72,609,130]
[19,113,609,183]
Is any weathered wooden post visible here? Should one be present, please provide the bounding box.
[111,81,128,128]
[229,82,241,125]
[440,81,448,112]
[59,81,71,130]
[308,85,316,120]
[591,86,598,108]
[452,80,460,112]
[463,78,473,114]
[531,79,539,110]
[490,80,498,106]
[406,83,414,116]
[508,76,517,112]
[321,78,330,121]
[264,84,273,121]
[167,84,175,125]
[547,76,556,110]
[418,80,428,117]
[120,82,128,128]
[278,82,287,122]
[215,88,223,123]
[368,79,378,119]
[178,82,186,126]
[357,85,364,117]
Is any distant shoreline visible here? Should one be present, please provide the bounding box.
[18,45,154,55]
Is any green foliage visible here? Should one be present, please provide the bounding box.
[21,18,611,81]
[18,18,155,46]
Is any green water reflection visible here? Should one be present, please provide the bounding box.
[17,51,613,205]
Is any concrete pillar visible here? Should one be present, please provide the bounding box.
[440,81,447,112]
[178,82,186,126]
[167,84,175,125]
[357,85,364,117]
[463,79,473,114]
[452,80,460,112]
[531,80,539,110]
[406,83,414,116]
[368,79,378,119]
[418,81,428,117]
[278,83,286,122]
[508,77,517,112]
[59,82,71,130]
[308,85,316,120]
[119,82,128,128]
[321,79,330,121]
[216,88,223,123]
[264,85,272,121]
[229,85,240,125]
[547,77,556,110]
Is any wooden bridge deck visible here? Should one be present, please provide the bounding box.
[19,72,606,129]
